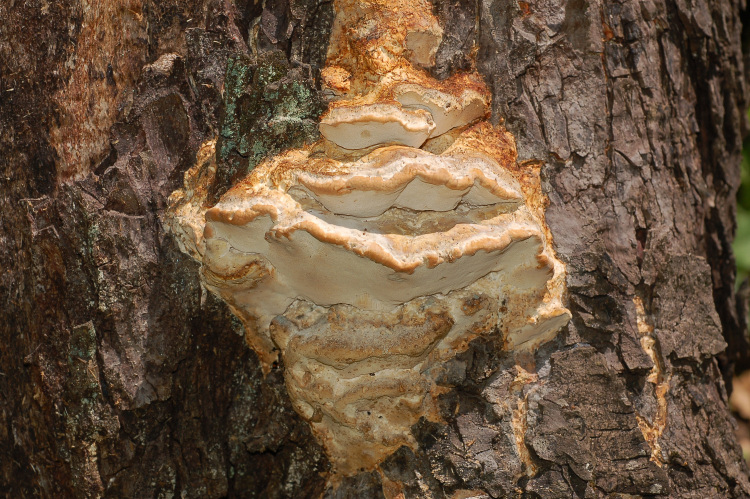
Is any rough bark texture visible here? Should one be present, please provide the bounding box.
[1,0,749,497]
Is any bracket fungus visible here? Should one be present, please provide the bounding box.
[168,0,570,476]
[320,103,436,150]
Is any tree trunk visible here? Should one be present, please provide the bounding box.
[1,0,749,497]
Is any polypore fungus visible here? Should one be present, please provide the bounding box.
[167,0,570,477]
[319,103,436,150]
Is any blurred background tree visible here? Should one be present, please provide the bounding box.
[731,111,750,462]
[739,121,750,282]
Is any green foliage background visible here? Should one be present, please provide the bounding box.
[739,119,750,284]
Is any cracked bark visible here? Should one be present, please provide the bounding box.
[1,0,749,497]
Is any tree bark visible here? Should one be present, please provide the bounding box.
[1,0,749,497]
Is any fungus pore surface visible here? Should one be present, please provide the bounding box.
[167,0,570,476]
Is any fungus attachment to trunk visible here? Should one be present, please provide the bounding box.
[167,0,570,479]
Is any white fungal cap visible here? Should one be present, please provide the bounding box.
[202,146,547,318]
[319,103,435,150]
[205,204,545,309]
[394,83,489,137]
[292,146,523,216]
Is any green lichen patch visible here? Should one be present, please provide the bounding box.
[67,321,100,401]
[211,51,326,203]
[64,321,120,496]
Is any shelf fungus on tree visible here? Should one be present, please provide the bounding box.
[167,0,570,476]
